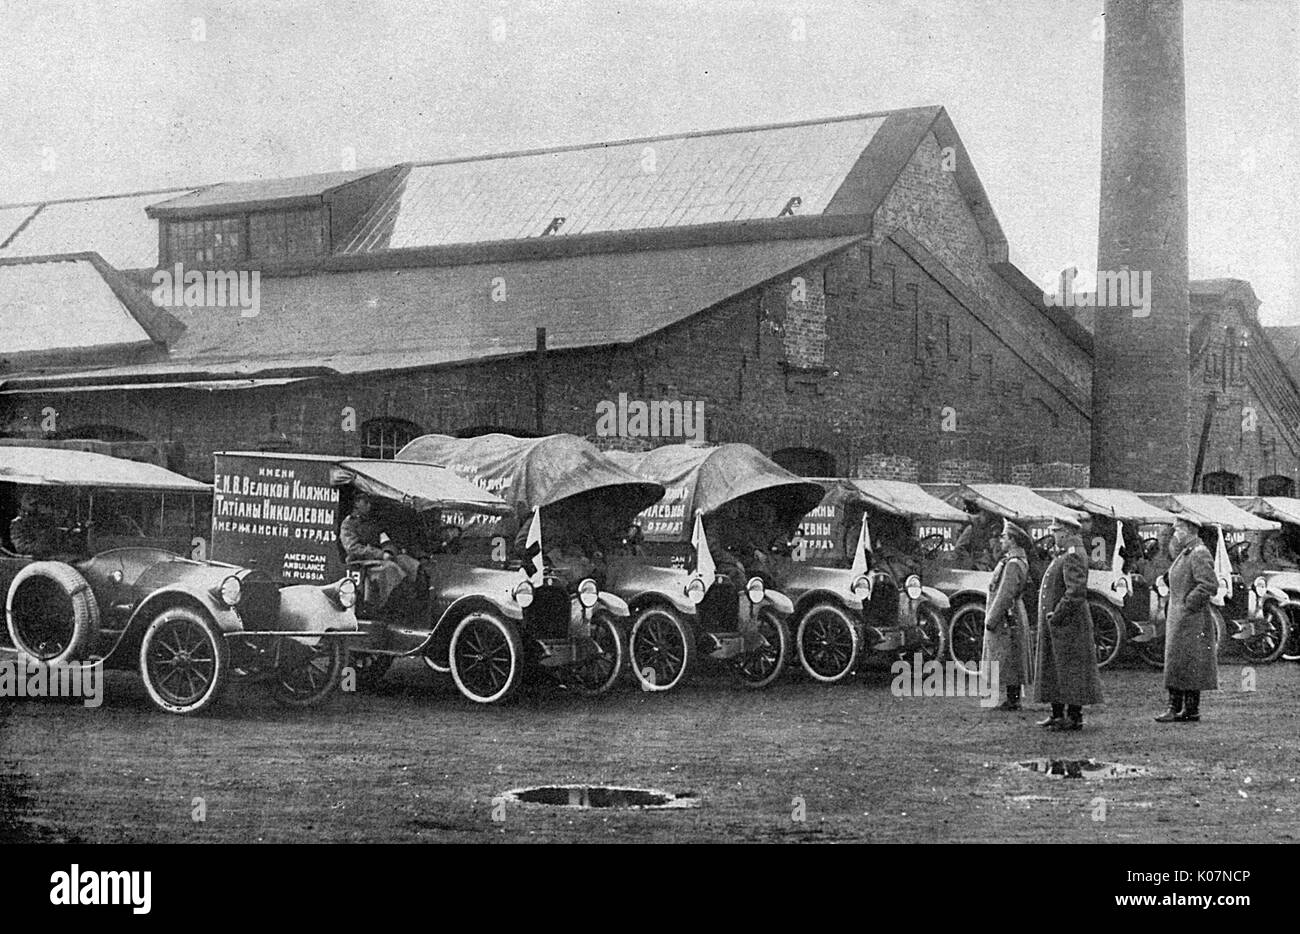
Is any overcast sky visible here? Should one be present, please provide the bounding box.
[1,0,1296,322]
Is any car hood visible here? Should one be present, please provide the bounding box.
[80,547,253,594]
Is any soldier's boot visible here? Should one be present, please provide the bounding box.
[1176,690,1201,722]
[1037,703,1065,728]
[1154,689,1184,723]
[994,685,1021,711]
[1050,704,1084,731]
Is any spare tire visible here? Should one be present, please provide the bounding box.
[6,561,100,664]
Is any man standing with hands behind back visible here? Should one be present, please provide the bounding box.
[1154,515,1219,723]
[1033,513,1104,731]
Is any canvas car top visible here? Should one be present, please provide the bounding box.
[0,445,209,493]
[948,482,1084,524]
[1143,492,1280,532]
[841,478,969,522]
[1243,496,1300,527]
[610,443,826,543]
[1043,487,1178,524]
[334,459,511,515]
[395,433,663,522]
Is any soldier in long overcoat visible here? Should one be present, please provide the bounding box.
[1155,516,1219,722]
[1033,513,1103,731]
[982,520,1033,711]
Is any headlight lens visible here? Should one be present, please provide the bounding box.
[851,575,872,602]
[512,580,534,608]
[904,574,923,601]
[338,578,357,608]
[745,576,765,605]
[578,578,599,608]
[1156,575,1169,597]
[219,575,242,607]
[1253,576,1266,597]
[685,576,707,605]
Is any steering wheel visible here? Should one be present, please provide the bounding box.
[917,532,947,558]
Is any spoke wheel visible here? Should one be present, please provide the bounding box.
[734,610,789,689]
[796,602,859,683]
[449,611,522,704]
[139,607,228,715]
[567,612,626,696]
[915,603,947,664]
[1241,604,1291,664]
[1087,598,1124,669]
[270,639,347,708]
[1134,632,1166,669]
[948,602,986,675]
[628,606,695,692]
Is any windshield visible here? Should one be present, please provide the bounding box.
[1,483,203,558]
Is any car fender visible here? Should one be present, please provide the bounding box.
[596,591,629,618]
[920,585,950,610]
[127,585,243,635]
[437,592,524,626]
[759,589,794,617]
[273,584,360,646]
[1264,586,1294,608]
[606,562,699,616]
[1088,585,1126,609]
[793,587,863,619]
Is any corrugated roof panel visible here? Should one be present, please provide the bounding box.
[0,191,191,268]
[341,117,884,251]
[0,259,153,354]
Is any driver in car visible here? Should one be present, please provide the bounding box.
[340,492,422,609]
[9,488,72,558]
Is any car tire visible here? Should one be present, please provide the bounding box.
[1241,603,1290,665]
[796,602,860,683]
[449,611,523,704]
[734,610,789,689]
[269,638,348,708]
[1087,597,1125,669]
[139,606,229,715]
[916,602,947,665]
[628,605,695,692]
[567,610,626,696]
[947,600,986,675]
[6,561,100,664]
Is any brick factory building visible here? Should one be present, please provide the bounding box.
[2,106,1298,494]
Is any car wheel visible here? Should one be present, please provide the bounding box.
[139,606,229,715]
[916,603,947,664]
[1241,603,1290,664]
[269,639,348,708]
[1133,632,1165,669]
[628,605,695,692]
[449,611,523,704]
[947,601,986,675]
[796,602,859,683]
[734,610,789,689]
[6,561,100,664]
[567,611,626,696]
[349,652,394,690]
[1087,597,1124,669]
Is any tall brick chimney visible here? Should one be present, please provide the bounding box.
[1091,0,1191,491]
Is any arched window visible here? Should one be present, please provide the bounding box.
[361,417,423,459]
[1258,475,1295,497]
[1201,471,1243,495]
[771,446,837,477]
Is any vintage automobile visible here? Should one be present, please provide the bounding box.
[1039,488,1177,668]
[210,450,636,703]
[941,483,1129,670]
[0,446,357,715]
[788,478,959,682]
[606,443,821,691]
[1241,496,1300,661]
[1140,492,1289,665]
[394,433,713,693]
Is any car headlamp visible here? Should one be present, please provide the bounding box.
[904,574,923,601]
[851,575,872,602]
[578,578,599,608]
[745,576,766,605]
[512,580,535,608]
[1253,576,1266,598]
[219,575,242,607]
[338,578,357,609]
[685,576,707,605]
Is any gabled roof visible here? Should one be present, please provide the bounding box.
[0,234,863,387]
[146,169,390,219]
[0,189,194,269]
[0,253,183,366]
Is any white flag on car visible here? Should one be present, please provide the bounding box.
[692,512,716,582]
[1111,519,1125,576]
[1212,526,1232,606]
[524,507,544,586]
[850,513,872,576]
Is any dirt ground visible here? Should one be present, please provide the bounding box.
[2,652,1298,843]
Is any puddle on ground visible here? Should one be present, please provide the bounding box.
[502,785,699,809]
[1016,758,1149,780]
